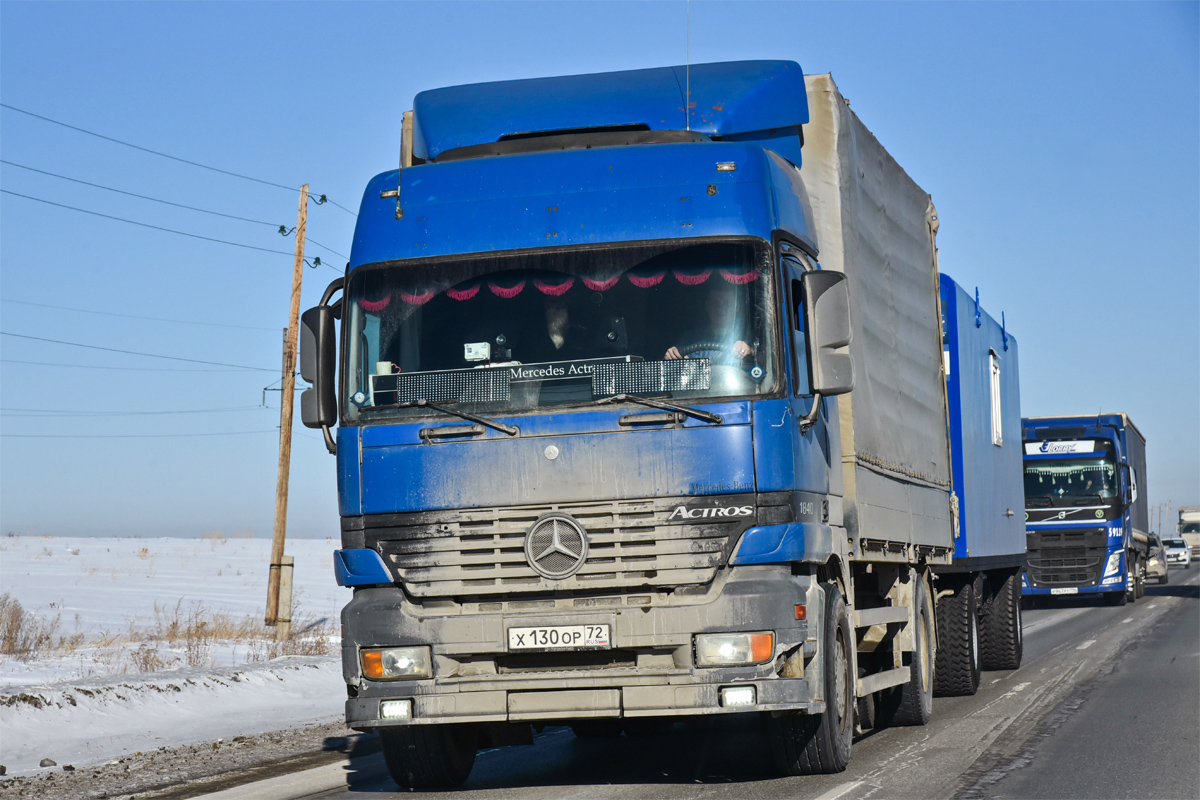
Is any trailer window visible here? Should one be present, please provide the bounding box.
[989,351,1002,446]
[342,239,779,421]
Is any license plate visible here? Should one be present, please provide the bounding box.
[508,625,610,651]
[1050,587,1079,595]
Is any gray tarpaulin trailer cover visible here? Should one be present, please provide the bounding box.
[800,73,954,555]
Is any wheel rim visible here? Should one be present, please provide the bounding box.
[919,603,932,692]
[834,627,850,733]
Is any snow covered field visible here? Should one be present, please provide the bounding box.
[0,535,351,776]
[1,534,344,684]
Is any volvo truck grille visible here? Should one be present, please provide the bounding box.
[1026,528,1108,587]
[362,498,752,599]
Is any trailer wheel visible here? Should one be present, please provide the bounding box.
[934,583,981,696]
[768,583,853,775]
[879,573,934,726]
[380,724,478,789]
[979,571,1023,670]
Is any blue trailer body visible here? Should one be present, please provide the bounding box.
[939,275,1025,568]
[1020,414,1149,601]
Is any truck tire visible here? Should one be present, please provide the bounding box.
[979,571,1023,671]
[768,583,853,775]
[380,724,478,789]
[1135,560,1146,598]
[934,583,981,696]
[879,574,934,726]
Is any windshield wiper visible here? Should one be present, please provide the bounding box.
[396,399,518,436]
[594,394,722,424]
[1025,497,1053,508]
[1070,494,1104,505]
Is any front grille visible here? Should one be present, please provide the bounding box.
[365,497,755,599]
[1027,528,1107,588]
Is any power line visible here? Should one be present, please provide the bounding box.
[304,236,348,260]
[2,406,267,417]
[0,160,283,227]
[1,189,295,257]
[0,103,356,217]
[3,190,342,272]
[0,103,297,192]
[1,298,279,332]
[1,430,280,439]
[0,331,276,372]
[1,359,246,373]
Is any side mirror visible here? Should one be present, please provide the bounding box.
[801,270,854,396]
[300,305,338,432]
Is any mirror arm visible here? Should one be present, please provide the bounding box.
[799,392,824,433]
[322,425,337,456]
[320,277,344,308]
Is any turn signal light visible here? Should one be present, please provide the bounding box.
[361,646,432,681]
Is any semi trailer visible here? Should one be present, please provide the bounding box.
[1021,414,1149,604]
[300,61,1024,787]
[933,278,1026,696]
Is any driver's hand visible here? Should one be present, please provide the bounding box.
[732,340,754,359]
[664,346,683,360]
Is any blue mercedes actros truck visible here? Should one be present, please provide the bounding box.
[299,63,1026,787]
[1021,414,1149,605]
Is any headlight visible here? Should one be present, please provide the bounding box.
[361,646,432,680]
[695,632,774,667]
[1103,551,1122,578]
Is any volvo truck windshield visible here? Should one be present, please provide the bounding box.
[1023,441,1118,507]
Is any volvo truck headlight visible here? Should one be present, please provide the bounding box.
[1103,552,1122,578]
[694,632,774,667]
[361,647,432,681]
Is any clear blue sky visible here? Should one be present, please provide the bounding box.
[1,1,1196,538]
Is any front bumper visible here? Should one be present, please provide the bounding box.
[342,565,822,728]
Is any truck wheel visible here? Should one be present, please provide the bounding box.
[1105,588,1128,606]
[380,724,478,789]
[934,583,981,696]
[879,573,934,726]
[1137,561,1147,597]
[768,583,853,775]
[979,571,1023,671]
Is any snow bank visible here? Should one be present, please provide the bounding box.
[0,657,344,776]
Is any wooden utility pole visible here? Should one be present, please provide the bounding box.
[266,183,308,626]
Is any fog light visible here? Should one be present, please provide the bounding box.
[695,632,774,667]
[380,699,412,720]
[361,646,432,681]
[720,686,756,707]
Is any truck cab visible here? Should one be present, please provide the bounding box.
[1021,414,1149,604]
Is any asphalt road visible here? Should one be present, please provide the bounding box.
[201,568,1200,800]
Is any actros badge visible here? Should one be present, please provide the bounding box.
[668,505,753,521]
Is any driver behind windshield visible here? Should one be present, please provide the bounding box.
[664,280,755,363]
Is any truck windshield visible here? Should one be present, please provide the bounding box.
[1023,441,1118,504]
[342,240,779,421]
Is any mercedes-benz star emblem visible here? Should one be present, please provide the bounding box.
[525,513,589,580]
